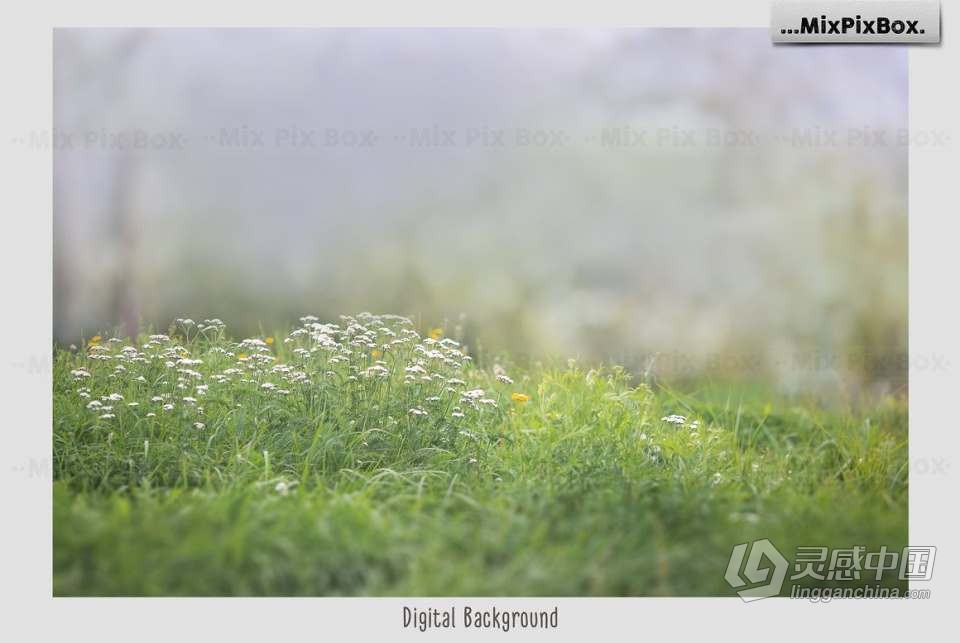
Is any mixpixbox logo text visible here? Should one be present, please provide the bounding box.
[772,1,940,43]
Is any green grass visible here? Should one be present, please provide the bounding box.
[53,314,907,596]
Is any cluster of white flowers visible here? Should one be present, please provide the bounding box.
[66,332,210,427]
[281,313,499,421]
[660,415,704,431]
[65,313,513,433]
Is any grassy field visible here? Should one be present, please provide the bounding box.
[53,314,907,596]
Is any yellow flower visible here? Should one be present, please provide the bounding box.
[371,349,383,359]
[237,353,248,360]
[428,327,444,340]
[511,393,530,403]
[265,336,274,345]
[89,335,102,345]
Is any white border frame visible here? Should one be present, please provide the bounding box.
[1,2,955,640]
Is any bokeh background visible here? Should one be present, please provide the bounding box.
[53,29,907,398]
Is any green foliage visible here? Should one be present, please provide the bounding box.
[53,314,907,595]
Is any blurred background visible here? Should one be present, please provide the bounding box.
[53,29,907,398]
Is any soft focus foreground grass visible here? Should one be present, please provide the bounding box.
[53,315,907,595]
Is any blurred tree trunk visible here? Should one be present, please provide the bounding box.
[108,154,140,339]
[54,29,148,341]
